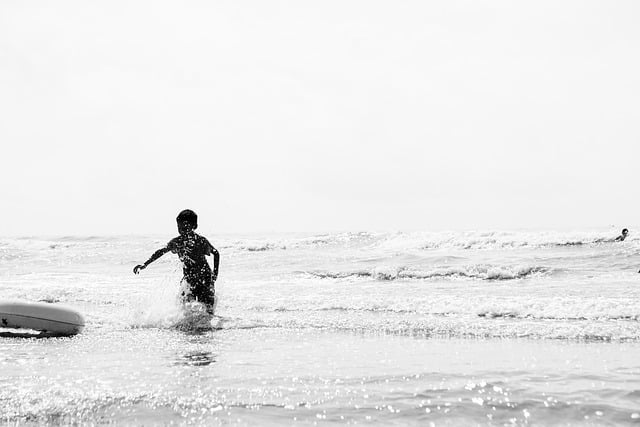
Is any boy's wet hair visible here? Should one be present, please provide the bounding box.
[177,209,198,228]
[622,228,629,234]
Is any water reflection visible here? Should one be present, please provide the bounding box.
[174,351,216,366]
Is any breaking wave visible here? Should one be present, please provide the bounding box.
[477,311,640,321]
[304,265,551,281]
[210,229,638,253]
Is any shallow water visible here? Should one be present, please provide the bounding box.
[1,230,640,425]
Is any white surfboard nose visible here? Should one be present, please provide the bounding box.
[0,300,85,336]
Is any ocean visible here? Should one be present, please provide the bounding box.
[1,229,639,425]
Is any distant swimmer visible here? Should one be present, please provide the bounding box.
[133,209,220,314]
[614,228,629,242]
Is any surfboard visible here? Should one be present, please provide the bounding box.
[0,301,85,336]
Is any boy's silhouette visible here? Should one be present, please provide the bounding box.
[615,228,629,242]
[134,209,220,313]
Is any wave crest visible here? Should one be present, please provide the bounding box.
[304,265,550,281]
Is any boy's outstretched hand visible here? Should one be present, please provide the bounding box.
[133,264,146,274]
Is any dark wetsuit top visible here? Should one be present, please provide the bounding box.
[167,233,216,306]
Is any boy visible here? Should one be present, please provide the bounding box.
[615,228,629,242]
[133,209,220,313]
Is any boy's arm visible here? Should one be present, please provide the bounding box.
[133,246,170,274]
[209,243,220,281]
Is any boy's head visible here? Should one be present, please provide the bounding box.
[176,209,198,235]
[622,228,629,235]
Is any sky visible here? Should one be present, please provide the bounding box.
[1,0,639,235]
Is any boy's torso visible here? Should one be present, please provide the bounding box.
[168,233,212,280]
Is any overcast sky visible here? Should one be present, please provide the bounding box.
[1,0,638,235]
